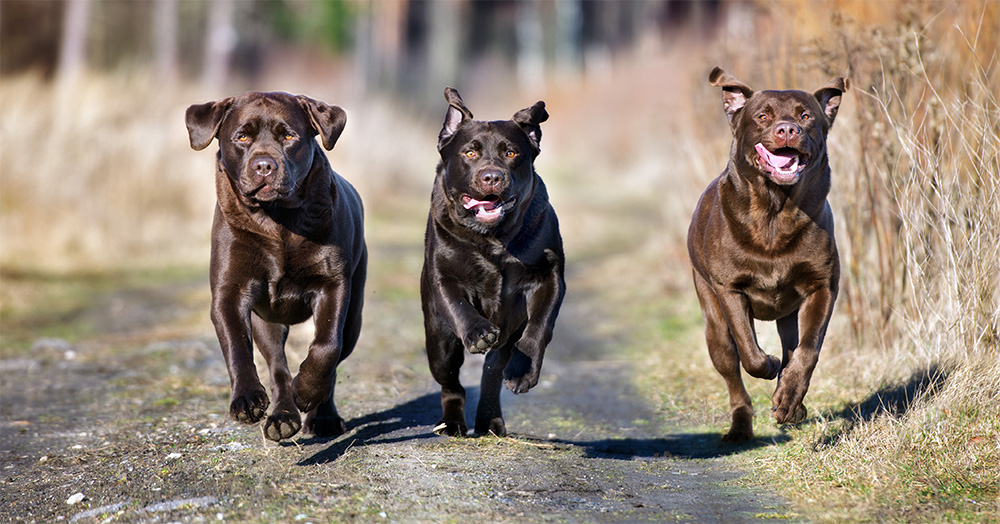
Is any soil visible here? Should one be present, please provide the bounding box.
[0,242,798,523]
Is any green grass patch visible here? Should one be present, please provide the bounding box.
[0,265,207,356]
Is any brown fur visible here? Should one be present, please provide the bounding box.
[687,68,849,442]
[185,92,366,442]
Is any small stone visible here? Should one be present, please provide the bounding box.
[66,493,84,505]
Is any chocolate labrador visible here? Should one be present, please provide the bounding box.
[687,68,849,442]
[421,87,566,437]
[185,91,366,442]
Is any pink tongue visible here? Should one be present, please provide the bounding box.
[755,143,797,169]
[463,197,498,211]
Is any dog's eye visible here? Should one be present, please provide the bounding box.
[800,112,811,121]
[235,132,249,142]
[464,150,478,159]
[283,133,295,141]
[757,113,769,122]
[504,150,517,158]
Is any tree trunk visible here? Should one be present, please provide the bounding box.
[57,0,92,86]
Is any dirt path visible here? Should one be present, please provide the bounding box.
[0,252,796,523]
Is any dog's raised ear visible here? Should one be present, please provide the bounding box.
[297,95,348,151]
[438,87,474,150]
[185,97,234,151]
[709,67,754,125]
[814,77,850,127]
[512,100,548,153]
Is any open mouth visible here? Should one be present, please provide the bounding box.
[755,143,810,185]
[461,194,517,224]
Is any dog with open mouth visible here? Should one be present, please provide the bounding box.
[421,87,566,437]
[687,68,849,442]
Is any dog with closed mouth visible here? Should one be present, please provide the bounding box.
[421,87,566,437]
[185,91,366,442]
[687,68,848,442]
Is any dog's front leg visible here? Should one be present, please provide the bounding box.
[714,288,782,380]
[292,281,351,413]
[211,287,269,424]
[772,286,836,424]
[504,250,566,394]
[434,276,500,354]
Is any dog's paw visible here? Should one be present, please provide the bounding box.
[263,410,302,441]
[433,419,469,437]
[722,406,754,443]
[772,369,809,424]
[502,349,538,394]
[475,417,507,437]
[464,323,500,354]
[291,373,331,414]
[230,388,269,424]
[304,411,346,438]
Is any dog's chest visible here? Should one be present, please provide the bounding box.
[730,260,822,320]
[463,253,537,321]
[253,239,345,323]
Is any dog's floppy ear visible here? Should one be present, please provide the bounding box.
[709,67,754,125]
[439,87,474,150]
[297,95,348,151]
[185,97,234,151]
[814,77,850,127]
[512,100,548,153]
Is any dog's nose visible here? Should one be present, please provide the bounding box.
[773,123,800,146]
[478,168,505,189]
[253,157,277,178]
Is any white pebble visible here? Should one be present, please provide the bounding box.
[66,493,84,505]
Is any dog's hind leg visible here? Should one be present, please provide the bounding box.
[251,316,301,441]
[476,345,513,436]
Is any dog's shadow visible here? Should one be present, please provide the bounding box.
[814,364,949,447]
[293,391,443,465]
[292,388,790,465]
[292,365,949,465]
[547,433,789,460]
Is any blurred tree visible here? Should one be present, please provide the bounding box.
[0,1,64,78]
[57,0,91,86]
[202,0,237,91]
[154,0,180,84]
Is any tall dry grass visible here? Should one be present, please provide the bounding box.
[741,4,1000,521]
[0,71,438,272]
[0,74,216,270]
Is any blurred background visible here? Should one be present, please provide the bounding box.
[0,0,769,271]
[6,0,983,271]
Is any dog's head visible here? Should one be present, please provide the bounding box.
[185,92,346,207]
[435,87,548,234]
[710,67,849,186]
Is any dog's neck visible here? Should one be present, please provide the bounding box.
[720,158,832,249]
